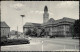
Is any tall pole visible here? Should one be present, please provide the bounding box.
[42,41,43,51]
[21,16,24,27]
[20,15,25,38]
[17,26,18,38]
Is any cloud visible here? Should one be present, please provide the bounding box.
[9,3,25,11]
[30,10,43,14]
[30,10,53,15]
[49,12,53,15]
[57,1,79,8]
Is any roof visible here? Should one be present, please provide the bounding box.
[24,17,75,27]
[54,17,75,24]
[23,22,41,27]
[42,18,55,26]
[47,18,55,24]
[23,22,34,27]
[45,17,75,25]
[32,23,41,26]
[0,22,10,28]
[44,6,48,11]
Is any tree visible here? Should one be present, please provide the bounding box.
[31,27,45,37]
[73,19,80,38]
[25,28,31,36]
[36,28,42,37]
[31,28,37,37]
[70,25,75,38]
[40,28,45,37]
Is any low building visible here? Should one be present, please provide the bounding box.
[23,22,42,36]
[1,21,10,37]
[10,30,22,35]
[10,30,17,35]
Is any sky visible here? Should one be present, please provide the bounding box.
[1,1,79,32]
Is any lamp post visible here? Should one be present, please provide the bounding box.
[20,15,25,38]
[42,41,43,51]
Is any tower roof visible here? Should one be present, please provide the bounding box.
[44,6,48,12]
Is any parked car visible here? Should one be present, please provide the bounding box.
[7,36,30,45]
[50,35,55,38]
[1,35,30,46]
[7,38,30,44]
[25,36,32,40]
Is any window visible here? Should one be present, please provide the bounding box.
[3,30,4,35]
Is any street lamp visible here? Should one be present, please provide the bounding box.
[20,15,25,37]
[42,41,43,51]
[21,15,25,25]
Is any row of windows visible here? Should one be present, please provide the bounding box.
[50,31,71,35]
[50,31,71,33]
[46,25,70,31]
[1,28,10,35]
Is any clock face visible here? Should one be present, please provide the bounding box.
[44,13,49,17]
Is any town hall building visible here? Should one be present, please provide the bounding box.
[23,6,75,37]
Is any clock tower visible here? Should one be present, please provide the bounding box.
[43,6,49,23]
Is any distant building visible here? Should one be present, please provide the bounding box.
[23,6,75,37]
[23,22,42,35]
[10,30,17,35]
[10,30,22,35]
[1,21,10,37]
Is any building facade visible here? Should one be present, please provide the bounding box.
[23,6,75,37]
[1,22,10,37]
[44,17,75,37]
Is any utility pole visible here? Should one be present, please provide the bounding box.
[17,26,18,38]
[42,41,43,51]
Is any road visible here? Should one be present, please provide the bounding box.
[1,37,79,51]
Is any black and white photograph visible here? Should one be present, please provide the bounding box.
[1,1,80,51]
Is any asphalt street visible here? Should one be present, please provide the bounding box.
[1,37,79,51]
